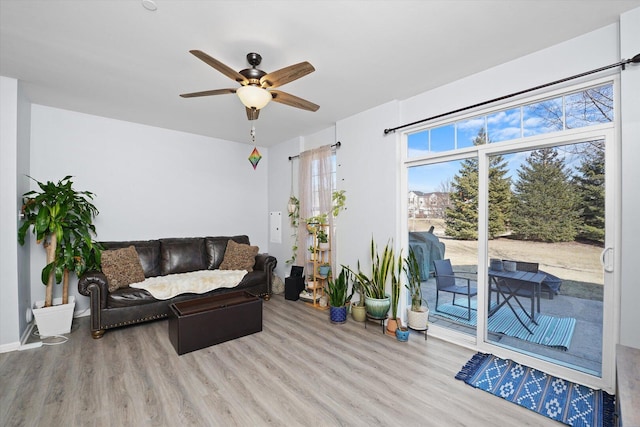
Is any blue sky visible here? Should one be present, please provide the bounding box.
[407,84,611,193]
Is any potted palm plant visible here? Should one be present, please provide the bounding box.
[404,248,429,331]
[18,175,102,336]
[325,267,351,324]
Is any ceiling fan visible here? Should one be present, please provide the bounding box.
[180,50,320,120]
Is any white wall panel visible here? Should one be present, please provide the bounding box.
[28,105,269,313]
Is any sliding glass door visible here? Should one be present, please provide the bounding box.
[404,78,617,390]
[481,135,612,379]
[408,158,478,339]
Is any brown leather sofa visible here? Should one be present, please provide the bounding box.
[78,235,276,339]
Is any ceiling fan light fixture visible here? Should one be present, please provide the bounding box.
[237,85,272,109]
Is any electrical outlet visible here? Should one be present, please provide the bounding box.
[25,307,32,323]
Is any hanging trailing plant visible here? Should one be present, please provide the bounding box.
[286,195,300,264]
[332,190,347,218]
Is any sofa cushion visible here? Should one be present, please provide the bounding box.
[100,246,146,292]
[205,235,250,270]
[160,238,207,276]
[107,287,158,308]
[219,239,259,272]
[102,240,161,277]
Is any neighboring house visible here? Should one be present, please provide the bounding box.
[408,191,450,218]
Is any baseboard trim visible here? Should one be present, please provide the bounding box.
[0,341,20,353]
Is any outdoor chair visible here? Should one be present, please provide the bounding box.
[433,259,478,321]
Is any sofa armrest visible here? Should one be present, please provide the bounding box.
[254,253,273,271]
[254,253,277,295]
[78,271,109,309]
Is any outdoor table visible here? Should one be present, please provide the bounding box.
[488,269,547,334]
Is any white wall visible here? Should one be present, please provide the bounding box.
[0,77,20,348]
[28,105,270,314]
[401,24,620,127]
[16,80,32,340]
[267,135,303,280]
[335,101,401,272]
[273,18,640,343]
[619,7,640,349]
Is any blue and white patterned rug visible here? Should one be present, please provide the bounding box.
[456,353,615,427]
[435,301,576,350]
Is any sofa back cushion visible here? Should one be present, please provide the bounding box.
[160,238,207,275]
[205,235,250,270]
[102,240,161,277]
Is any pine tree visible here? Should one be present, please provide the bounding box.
[445,129,511,240]
[511,147,580,242]
[445,156,479,239]
[573,141,605,243]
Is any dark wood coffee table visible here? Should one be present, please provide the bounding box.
[168,291,262,355]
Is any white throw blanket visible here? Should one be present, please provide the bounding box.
[130,269,248,300]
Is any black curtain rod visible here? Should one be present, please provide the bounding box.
[383,53,640,135]
[288,141,342,160]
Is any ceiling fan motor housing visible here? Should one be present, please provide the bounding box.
[240,53,266,84]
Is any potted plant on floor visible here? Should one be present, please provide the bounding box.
[18,175,102,336]
[325,267,351,324]
[350,274,367,322]
[347,238,394,319]
[404,248,429,331]
[387,249,404,336]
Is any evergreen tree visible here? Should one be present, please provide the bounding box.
[488,154,512,238]
[445,129,511,239]
[511,147,580,242]
[573,141,605,243]
[445,156,479,240]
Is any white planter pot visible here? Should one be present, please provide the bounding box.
[32,296,75,337]
[407,306,429,331]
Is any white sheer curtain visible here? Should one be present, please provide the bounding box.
[297,145,334,267]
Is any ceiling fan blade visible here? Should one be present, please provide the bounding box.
[179,88,237,98]
[246,107,260,121]
[260,62,315,88]
[189,50,248,84]
[270,90,319,112]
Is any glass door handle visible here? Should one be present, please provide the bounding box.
[600,247,614,273]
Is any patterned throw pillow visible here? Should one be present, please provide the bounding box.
[101,246,146,292]
[219,240,259,272]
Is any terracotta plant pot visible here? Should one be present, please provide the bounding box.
[386,317,399,336]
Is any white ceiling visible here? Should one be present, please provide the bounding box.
[2,0,639,146]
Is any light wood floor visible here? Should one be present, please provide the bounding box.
[0,294,559,426]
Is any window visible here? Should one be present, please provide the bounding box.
[407,83,613,158]
[404,78,616,392]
